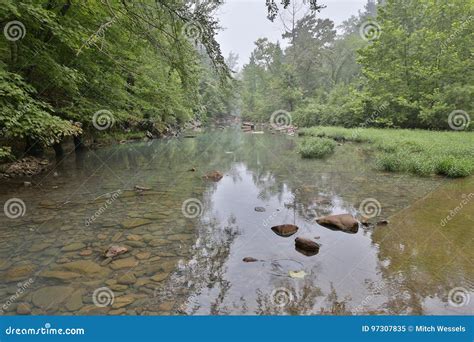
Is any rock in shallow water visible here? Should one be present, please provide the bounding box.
[295,237,320,256]
[32,286,75,309]
[61,242,86,252]
[316,213,359,233]
[271,224,299,237]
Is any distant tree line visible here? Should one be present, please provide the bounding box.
[240,0,473,131]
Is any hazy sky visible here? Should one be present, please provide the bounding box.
[216,0,367,68]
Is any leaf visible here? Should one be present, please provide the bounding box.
[289,270,307,279]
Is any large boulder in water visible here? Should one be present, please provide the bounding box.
[316,213,359,233]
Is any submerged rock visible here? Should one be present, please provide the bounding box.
[32,286,74,309]
[61,242,86,252]
[110,257,139,270]
[4,264,36,282]
[40,270,81,281]
[54,260,109,277]
[316,213,359,233]
[104,245,128,258]
[254,207,266,212]
[121,218,152,229]
[16,303,32,315]
[117,273,136,285]
[271,224,299,237]
[202,171,223,182]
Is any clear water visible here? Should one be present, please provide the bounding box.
[0,128,472,315]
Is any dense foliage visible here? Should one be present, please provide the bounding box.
[0,0,236,159]
[240,0,473,131]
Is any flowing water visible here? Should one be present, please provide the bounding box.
[0,128,472,315]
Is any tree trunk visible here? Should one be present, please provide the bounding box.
[24,137,44,157]
[53,142,64,159]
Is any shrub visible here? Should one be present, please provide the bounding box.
[298,137,336,159]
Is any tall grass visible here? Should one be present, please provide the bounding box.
[298,137,336,159]
[299,127,474,178]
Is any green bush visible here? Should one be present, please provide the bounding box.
[298,137,336,159]
[435,157,474,178]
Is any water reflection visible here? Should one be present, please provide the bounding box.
[0,128,472,315]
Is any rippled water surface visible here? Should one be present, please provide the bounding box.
[0,128,472,315]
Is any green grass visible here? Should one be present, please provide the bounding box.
[298,137,336,159]
[299,126,474,178]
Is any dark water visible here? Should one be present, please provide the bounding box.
[0,128,472,315]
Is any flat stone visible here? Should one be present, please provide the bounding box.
[61,242,86,252]
[0,259,12,270]
[54,260,109,277]
[79,249,93,256]
[167,234,193,241]
[135,278,151,287]
[136,252,151,260]
[78,305,109,315]
[30,243,51,252]
[97,234,108,240]
[151,272,170,282]
[110,284,129,292]
[100,258,113,266]
[105,279,117,286]
[148,239,168,247]
[117,273,136,285]
[110,257,138,270]
[16,303,32,315]
[121,218,152,229]
[109,308,126,315]
[111,232,123,242]
[124,241,146,248]
[112,295,135,309]
[65,289,84,311]
[127,234,143,241]
[40,270,81,281]
[158,300,175,311]
[56,258,70,264]
[316,213,359,233]
[31,286,75,309]
[4,265,36,282]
